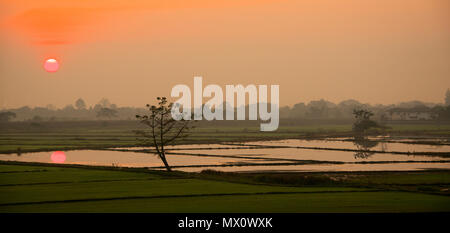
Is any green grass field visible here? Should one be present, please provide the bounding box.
[1,162,449,213]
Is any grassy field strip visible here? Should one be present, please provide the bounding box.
[0,169,48,174]
[0,179,367,205]
[0,165,162,185]
[1,163,450,212]
[0,190,379,207]
[2,192,449,213]
[0,178,158,187]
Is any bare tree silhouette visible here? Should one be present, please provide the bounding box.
[135,97,193,171]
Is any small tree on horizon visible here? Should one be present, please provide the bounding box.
[352,109,380,133]
[135,97,193,172]
[75,98,86,110]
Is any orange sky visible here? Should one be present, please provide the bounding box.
[0,0,449,108]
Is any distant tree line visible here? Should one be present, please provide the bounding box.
[0,98,147,122]
[1,95,450,122]
[279,99,450,121]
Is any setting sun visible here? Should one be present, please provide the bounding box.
[44,58,59,72]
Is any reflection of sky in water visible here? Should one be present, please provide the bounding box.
[243,139,450,153]
[172,163,450,173]
[0,150,259,168]
[173,148,450,162]
[0,139,449,172]
[113,144,250,151]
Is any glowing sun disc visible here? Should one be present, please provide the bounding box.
[44,58,60,72]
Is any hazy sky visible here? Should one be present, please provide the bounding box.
[1,0,449,108]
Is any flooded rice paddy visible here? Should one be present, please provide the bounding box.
[1,138,449,172]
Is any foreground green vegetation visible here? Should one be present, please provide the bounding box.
[0,162,449,212]
[1,120,449,154]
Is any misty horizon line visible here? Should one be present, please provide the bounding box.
[0,98,446,111]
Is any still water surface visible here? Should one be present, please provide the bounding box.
[0,140,448,172]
